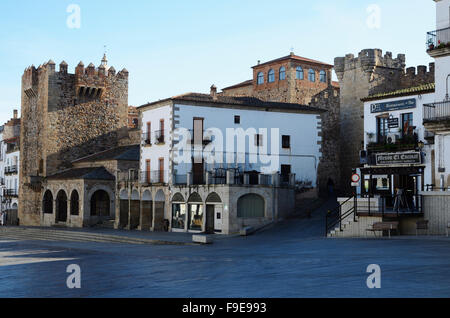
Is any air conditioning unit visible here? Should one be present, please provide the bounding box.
[387,133,400,144]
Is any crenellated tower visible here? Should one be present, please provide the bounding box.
[334,49,406,194]
[19,57,129,226]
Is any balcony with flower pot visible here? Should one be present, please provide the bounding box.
[427,27,450,57]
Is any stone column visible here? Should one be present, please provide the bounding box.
[138,199,143,231]
[187,172,192,186]
[272,173,280,187]
[244,173,250,185]
[227,170,235,185]
[151,199,156,231]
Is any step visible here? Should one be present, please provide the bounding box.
[0,227,187,245]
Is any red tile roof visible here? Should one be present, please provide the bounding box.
[252,53,334,69]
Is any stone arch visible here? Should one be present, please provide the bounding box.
[237,193,265,218]
[70,190,80,216]
[142,190,152,201]
[206,192,222,203]
[131,190,140,201]
[188,192,202,203]
[154,189,166,231]
[119,188,129,228]
[155,189,165,202]
[90,190,110,217]
[56,190,68,222]
[42,190,54,214]
[12,203,18,210]
[119,189,129,200]
[187,192,203,231]
[141,190,152,231]
[130,189,140,230]
[172,192,185,203]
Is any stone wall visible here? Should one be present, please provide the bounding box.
[334,49,435,194]
[310,87,341,194]
[19,60,129,226]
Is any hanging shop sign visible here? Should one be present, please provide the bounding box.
[370,98,416,113]
[387,117,399,129]
[375,152,422,166]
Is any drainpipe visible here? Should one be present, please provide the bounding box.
[446,74,450,101]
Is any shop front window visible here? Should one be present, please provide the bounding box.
[188,204,203,231]
[172,203,186,229]
[377,117,388,143]
[401,113,414,136]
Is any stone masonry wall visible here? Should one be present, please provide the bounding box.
[334,49,434,195]
[19,60,129,226]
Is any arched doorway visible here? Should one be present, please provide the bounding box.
[70,190,79,216]
[237,194,265,218]
[171,193,186,231]
[119,189,129,228]
[154,190,166,231]
[141,190,152,231]
[90,190,110,217]
[42,190,53,215]
[130,190,140,230]
[188,192,203,232]
[206,192,223,234]
[56,190,68,223]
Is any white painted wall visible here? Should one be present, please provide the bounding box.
[4,149,19,211]
[363,93,434,146]
[140,104,172,182]
[363,93,435,186]
[173,103,322,186]
[436,0,450,30]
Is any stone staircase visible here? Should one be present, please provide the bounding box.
[0,227,187,245]
[327,216,359,238]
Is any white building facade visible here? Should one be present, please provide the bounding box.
[119,91,324,235]
[0,110,20,224]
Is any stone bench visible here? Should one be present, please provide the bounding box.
[192,235,213,244]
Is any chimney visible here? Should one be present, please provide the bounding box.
[210,85,218,100]
[13,109,18,119]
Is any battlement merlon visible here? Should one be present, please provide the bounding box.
[334,49,406,79]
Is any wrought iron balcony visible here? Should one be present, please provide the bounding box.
[141,132,152,146]
[140,170,168,185]
[424,100,450,123]
[5,165,18,174]
[154,130,165,144]
[367,132,419,154]
[4,189,18,197]
[427,27,450,52]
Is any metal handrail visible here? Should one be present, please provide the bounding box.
[424,100,450,121]
[325,196,357,236]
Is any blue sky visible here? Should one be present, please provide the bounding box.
[0,0,436,124]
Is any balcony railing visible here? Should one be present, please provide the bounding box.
[4,189,18,197]
[154,130,165,144]
[117,170,139,182]
[424,100,450,122]
[140,170,168,185]
[5,165,18,174]
[427,27,450,51]
[141,132,152,146]
[367,133,419,154]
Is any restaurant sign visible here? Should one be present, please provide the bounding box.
[370,98,416,113]
[375,152,422,166]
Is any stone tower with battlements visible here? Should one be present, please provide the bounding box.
[335,49,406,194]
[19,58,129,226]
